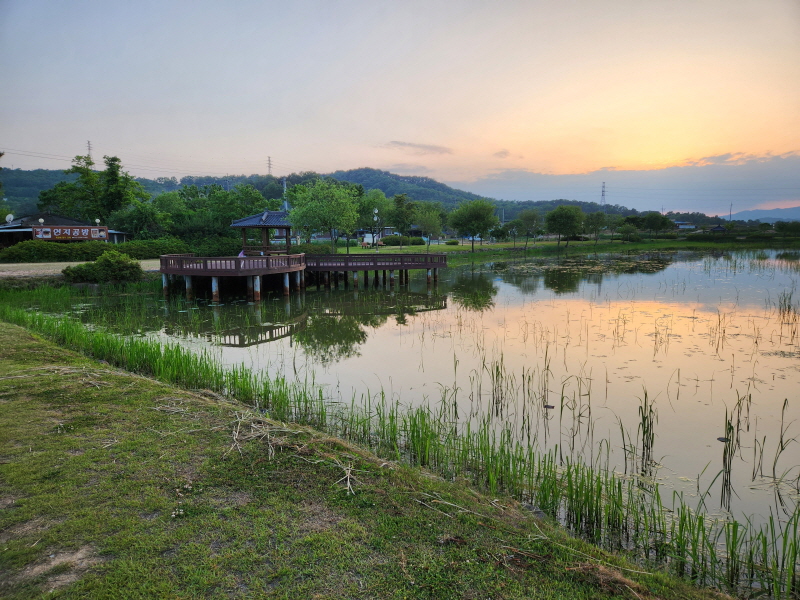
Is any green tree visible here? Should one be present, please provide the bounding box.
[389,193,416,239]
[287,179,359,253]
[619,223,637,243]
[108,200,172,239]
[448,199,499,252]
[642,212,672,239]
[504,218,523,247]
[517,209,541,249]
[584,211,606,245]
[414,202,443,253]
[358,189,392,247]
[606,214,623,243]
[545,205,584,247]
[36,155,148,222]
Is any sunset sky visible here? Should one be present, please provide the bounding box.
[1,0,798,214]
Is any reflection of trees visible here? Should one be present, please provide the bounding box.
[542,268,583,294]
[450,270,498,311]
[294,312,388,363]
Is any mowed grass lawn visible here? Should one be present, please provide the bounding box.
[0,324,729,599]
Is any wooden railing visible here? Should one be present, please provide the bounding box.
[160,253,305,276]
[304,253,446,271]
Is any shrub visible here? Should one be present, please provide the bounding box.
[62,250,143,283]
[445,239,460,246]
[189,237,241,257]
[116,238,189,259]
[381,235,426,246]
[0,237,189,263]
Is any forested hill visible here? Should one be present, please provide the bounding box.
[2,165,642,221]
[328,168,484,207]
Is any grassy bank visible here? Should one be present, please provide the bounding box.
[0,324,730,599]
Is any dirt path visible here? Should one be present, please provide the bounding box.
[0,259,161,278]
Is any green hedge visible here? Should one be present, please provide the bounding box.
[0,238,189,263]
[445,240,460,246]
[62,250,144,283]
[381,235,425,246]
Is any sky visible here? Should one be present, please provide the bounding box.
[1,0,799,214]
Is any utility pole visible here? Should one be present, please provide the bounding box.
[600,182,606,213]
[729,203,732,221]
[87,141,92,159]
[267,156,272,176]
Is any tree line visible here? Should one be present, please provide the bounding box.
[19,155,800,256]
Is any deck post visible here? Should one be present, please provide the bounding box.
[389,270,395,287]
[283,273,290,296]
[334,271,339,289]
[427,269,432,285]
[185,275,193,301]
[246,276,254,301]
[353,271,359,289]
[382,270,387,286]
[373,270,379,286]
[300,269,305,288]
[253,275,261,302]
[294,271,301,290]
[324,271,330,288]
[343,271,349,288]
[364,270,369,286]
[162,273,169,298]
[433,268,438,283]
[211,277,220,303]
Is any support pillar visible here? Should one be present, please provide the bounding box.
[283,273,290,296]
[433,268,438,283]
[247,276,254,301]
[373,270,379,286]
[353,271,359,289]
[334,271,339,289]
[324,271,330,288]
[427,269,432,285]
[382,270,387,286]
[185,275,193,301]
[211,276,220,303]
[162,273,169,299]
[294,271,301,290]
[343,271,349,288]
[389,270,395,287]
[253,275,261,302]
[300,269,305,288]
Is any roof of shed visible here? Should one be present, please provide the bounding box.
[230,210,291,229]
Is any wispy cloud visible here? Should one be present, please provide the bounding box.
[493,149,510,159]
[384,141,453,155]
[682,151,800,167]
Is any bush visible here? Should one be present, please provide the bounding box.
[445,239,460,246]
[189,237,241,257]
[0,237,189,263]
[381,235,426,246]
[62,250,143,283]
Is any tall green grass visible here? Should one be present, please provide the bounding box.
[0,286,798,597]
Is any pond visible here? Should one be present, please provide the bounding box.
[38,250,800,530]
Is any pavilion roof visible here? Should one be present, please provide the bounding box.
[230,210,291,229]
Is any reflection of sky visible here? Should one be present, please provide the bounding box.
[218,252,800,523]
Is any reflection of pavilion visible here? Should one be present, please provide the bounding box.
[217,315,308,347]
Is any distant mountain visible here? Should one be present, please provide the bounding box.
[731,206,800,223]
[328,168,484,207]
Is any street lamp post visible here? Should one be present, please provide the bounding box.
[373,208,379,253]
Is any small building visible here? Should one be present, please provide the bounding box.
[709,224,727,233]
[230,210,294,255]
[0,213,129,249]
[672,221,696,230]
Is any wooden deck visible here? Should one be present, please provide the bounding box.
[160,253,306,276]
[304,253,446,272]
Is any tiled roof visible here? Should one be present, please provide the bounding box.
[230,211,291,228]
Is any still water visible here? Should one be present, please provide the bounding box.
[81,250,800,526]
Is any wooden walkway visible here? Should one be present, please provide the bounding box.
[305,254,446,271]
[160,253,305,276]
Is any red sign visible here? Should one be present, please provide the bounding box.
[33,226,108,241]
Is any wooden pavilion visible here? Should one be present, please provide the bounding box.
[230,210,293,255]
